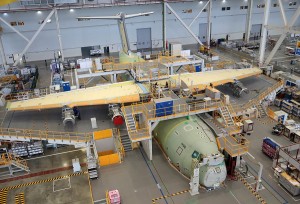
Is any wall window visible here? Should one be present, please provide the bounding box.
[245,6,248,9]
[257,4,265,8]
[240,5,248,10]
[203,9,207,12]
[289,2,297,6]
[10,22,17,26]
[273,3,278,7]
[222,7,230,11]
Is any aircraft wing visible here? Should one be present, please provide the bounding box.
[125,12,154,19]
[77,16,121,20]
[6,68,262,111]
[0,0,17,6]
[6,81,144,111]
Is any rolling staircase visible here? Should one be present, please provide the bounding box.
[256,104,267,118]
[0,153,30,174]
[220,106,235,127]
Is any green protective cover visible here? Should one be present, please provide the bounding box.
[119,51,145,63]
[153,115,221,179]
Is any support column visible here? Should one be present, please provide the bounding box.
[258,0,271,66]
[0,17,29,42]
[245,0,253,43]
[55,9,65,61]
[264,6,300,65]
[13,9,55,66]
[278,0,287,26]
[207,0,212,48]
[0,33,7,65]
[162,1,167,53]
[166,3,203,45]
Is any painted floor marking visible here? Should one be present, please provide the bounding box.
[151,189,189,203]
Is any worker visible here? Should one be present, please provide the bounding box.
[73,106,81,120]
[165,81,169,88]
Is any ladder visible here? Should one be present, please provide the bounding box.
[1,153,30,173]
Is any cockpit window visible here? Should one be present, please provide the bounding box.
[192,150,199,159]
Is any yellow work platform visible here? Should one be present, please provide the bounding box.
[93,129,113,140]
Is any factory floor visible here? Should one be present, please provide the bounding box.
[0,115,298,204]
[1,43,299,204]
[0,147,92,204]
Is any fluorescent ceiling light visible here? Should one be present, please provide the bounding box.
[37,11,42,14]
[70,9,74,12]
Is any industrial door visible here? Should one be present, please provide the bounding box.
[250,24,262,40]
[199,23,208,43]
[136,28,152,52]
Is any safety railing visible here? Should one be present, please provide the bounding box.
[231,80,284,114]
[113,128,125,161]
[217,135,249,157]
[8,153,28,169]
[0,153,10,166]
[0,128,92,143]
[0,153,28,169]
[127,128,150,141]
[5,87,51,102]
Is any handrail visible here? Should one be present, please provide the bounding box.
[0,127,92,143]
[0,153,28,169]
[113,128,125,160]
[231,80,283,113]
[217,135,249,156]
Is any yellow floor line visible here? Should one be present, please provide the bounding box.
[236,172,267,204]
[0,171,87,192]
[151,189,189,203]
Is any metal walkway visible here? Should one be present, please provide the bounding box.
[0,128,92,146]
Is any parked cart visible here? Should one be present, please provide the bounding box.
[262,137,280,159]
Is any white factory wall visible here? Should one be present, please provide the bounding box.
[0,0,300,63]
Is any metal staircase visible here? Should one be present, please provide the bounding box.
[120,134,132,152]
[0,153,30,173]
[256,104,267,118]
[220,106,235,127]
[124,113,137,132]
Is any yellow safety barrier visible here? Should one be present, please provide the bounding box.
[106,190,111,204]
[99,153,120,166]
[94,129,112,140]
[98,150,114,156]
